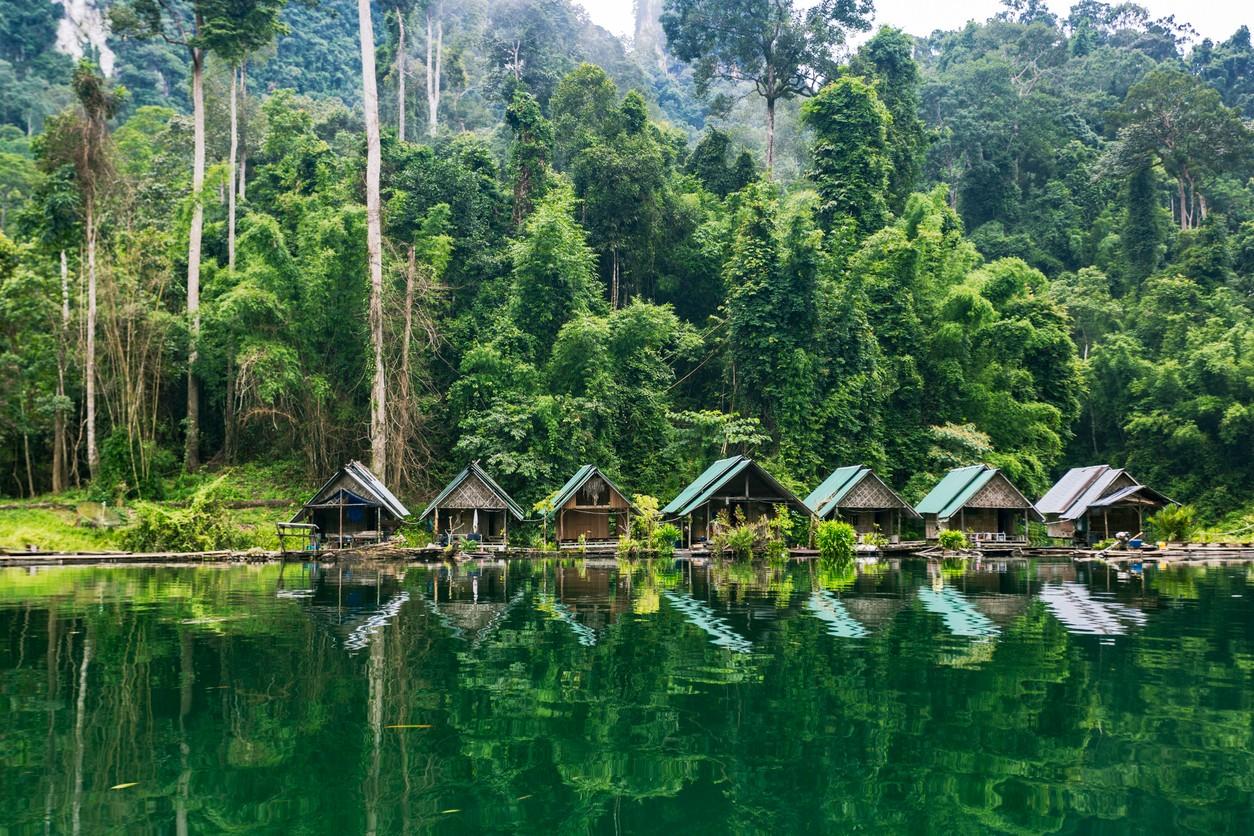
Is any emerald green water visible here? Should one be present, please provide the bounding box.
[2,558,1252,834]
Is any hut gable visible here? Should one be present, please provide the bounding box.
[550,465,635,515]
[805,465,919,519]
[840,474,901,509]
[1036,465,1173,522]
[290,460,409,524]
[966,471,1034,509]
[446,472,506,510]
[419,461,525,521]
[663,455,810,518]
[916,465,1042,521]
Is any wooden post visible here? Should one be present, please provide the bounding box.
[503,511,508,548]
[338,502,344,549]
[434,506,439,541]
[1104,509,1110,540]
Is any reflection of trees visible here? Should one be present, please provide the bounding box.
[1,562,1253,831]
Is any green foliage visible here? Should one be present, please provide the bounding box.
[1147,504,1198,543]
[121,477,249,552]
[0,0,1249,536]
[802,76,891,235]
[815,519,856,565]
[939,528,969,552]
[652,522,682,556]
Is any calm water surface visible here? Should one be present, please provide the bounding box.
[2,558,1252,834]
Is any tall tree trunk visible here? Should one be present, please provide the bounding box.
[224,354,236,464]
[765,96,775,174]
[185,46,205,472]
[397,13,406,141]
[228,65,238,270]
[238,64,247,200]
[610,247,619,310]
[425,10,442,136]
[85,202,99,479]
[53,249,69,493]
[359,0,387,477]
[391,246,417,488]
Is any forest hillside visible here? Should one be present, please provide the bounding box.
[0,0,1251,527]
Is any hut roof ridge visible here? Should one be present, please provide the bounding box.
[419,461,525,521]
[547,465,637,518]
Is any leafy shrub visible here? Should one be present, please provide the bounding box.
[938,529,969,552]
[121,477,247,553]
[1148,504,1197,542]
[632,494,662,541]
[815,520,856,564]
[723,525,757,559]
[91,429,177,501]
[652,522,682,556]
[617,536,644,558]
[863,526,888,547]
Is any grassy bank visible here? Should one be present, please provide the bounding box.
[0,462,307,553]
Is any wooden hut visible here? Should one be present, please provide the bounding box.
[549,465,636,545]
[419,461,524,548]
[286,460,410,548]
[804,465,919,540]
[1036,465,1173,544]
[662,455,810,546]
[914,465,1042,543]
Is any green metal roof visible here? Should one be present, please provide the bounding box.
[419,461,525,521]
[805,465,921,520]
[914,465,995,519]
[546,465,636,519]
[915,464,1042,521]
[804,465,866,517]
[661,456,743,516]
[662,455,810,518]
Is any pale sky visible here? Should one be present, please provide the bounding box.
[576,0,1251,44]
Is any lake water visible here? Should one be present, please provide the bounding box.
[1,558,1251,834]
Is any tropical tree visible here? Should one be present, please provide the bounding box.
[661,0,873,170]
[358,0,387,476]
[35,61,123,481]
[110,0,212,471]
[199,0,288,270]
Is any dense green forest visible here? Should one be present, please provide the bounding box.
[0,0,1250,522]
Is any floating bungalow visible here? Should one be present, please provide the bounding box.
[1035,465,1173,544]
[804,465,920,541]
[914,465,1042,544]
[662,455,811,547]
[549,465,637,546]
[283,460,410,550]
[419,461,525,549]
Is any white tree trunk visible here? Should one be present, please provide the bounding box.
[53,249,69,492]
[359,0,387,477]
[85,205,98,479]
[185,47,205,471]
[425,10,442,136]
[239,64,247,200]
[228,65,238,270]
[397,14,406,141]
